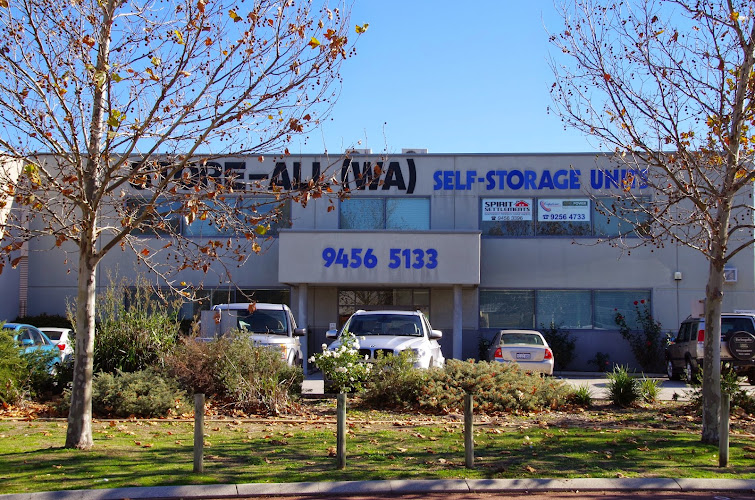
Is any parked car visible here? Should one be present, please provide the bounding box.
[199,303,306,367]
[2,323,61,374]
[666,314,755,384]
[39,327,74,363]
[486,329,554,376]
[325,310,445,369]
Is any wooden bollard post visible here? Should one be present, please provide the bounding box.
[194,393,205,473]
[719,392,730,467]
[337,392,347,469]
[464,392,474,468]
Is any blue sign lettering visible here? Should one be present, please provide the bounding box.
[322,247,438,270]
[433,168,644,191]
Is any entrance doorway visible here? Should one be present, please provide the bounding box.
[337,288,430,326]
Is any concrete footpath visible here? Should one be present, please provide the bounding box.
[3,478,755,500]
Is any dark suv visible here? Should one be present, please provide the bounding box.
[665,314,755,384]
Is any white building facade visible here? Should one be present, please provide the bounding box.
[9,152,755,370]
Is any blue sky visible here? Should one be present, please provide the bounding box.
[296,1,601,155]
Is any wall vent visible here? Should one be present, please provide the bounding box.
[724,268,738,283]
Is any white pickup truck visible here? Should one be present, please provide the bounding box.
[200,302,306,367]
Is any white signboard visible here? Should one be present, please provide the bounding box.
[538,199,590,222]
[482,199,533,221]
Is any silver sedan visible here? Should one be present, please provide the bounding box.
[487,329,554,375]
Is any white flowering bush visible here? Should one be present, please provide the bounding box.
[311,332,372,393]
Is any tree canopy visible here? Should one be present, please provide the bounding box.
[550,0,755,443]
[0,0,365,449]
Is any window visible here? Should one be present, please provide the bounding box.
[480,198,534,236]
[479,290,534,329]
[337,288,430,326]
[183,197,290,237]
[535,199,591,236]
[340,198,430,230]
[167,287,290,322]
[536,290,592,329]
[480,289,651,330]
[481,197,650,238]
[593,196,651,238]
[128,197,290,237]
[340,198,383,229]
[125,199,182,236]
[593,290,650,329]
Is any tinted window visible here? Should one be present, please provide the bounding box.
[340,198,430,230]
[679,323,691,342]
[722,318,755,335]
[345,314,422,337]
[236,310,288,334]
[17,329,32,344]
[500,333,544,345]
[536,290,592,329]
[44,330,62,341]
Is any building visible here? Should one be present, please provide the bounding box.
[5,152,754,371]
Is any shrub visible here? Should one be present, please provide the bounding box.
[687,366,755,414]
[361,351,428,409]
[164,331,303,415]
[418,360,572,413]
[569,384,593,407]
[606,365,641,407]
[478,334,493,361]
[588,351,611,372]
[21,349,60,397]
[89,368,189,418]
[90,275,180,373]
[540,322,576,370]
[311,332,372,393]
[0,329,26,405]
[13,313,72,329]
[639,376,660,403]
[614,300,667,373]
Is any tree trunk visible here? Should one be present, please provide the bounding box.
[701,251,726,444]
[65,244,97,449]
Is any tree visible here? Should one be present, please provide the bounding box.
[549,0,755,443]
[0,0,366,449]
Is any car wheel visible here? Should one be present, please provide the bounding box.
[666,360,680,381]
[684,359,697,384]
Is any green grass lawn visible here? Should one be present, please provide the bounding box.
[1,402,754,494]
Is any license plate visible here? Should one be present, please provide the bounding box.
[515,353,531,360]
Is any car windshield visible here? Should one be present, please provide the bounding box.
[235,310,287,334]
[500,333,544,345]
[346,314,423,337]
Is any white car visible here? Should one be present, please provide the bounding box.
[200,303,306,367]
[326,310,445,369]
[39,327,74,363]
[487,329,554,375]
